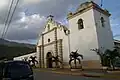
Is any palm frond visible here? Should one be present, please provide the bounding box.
[52,56,56,59]
[35,60,38,64]
[78,54,83,59]
[91,48,103,56]
[75,50,78,53]
[69,59,74,65]
[76,58,81,64]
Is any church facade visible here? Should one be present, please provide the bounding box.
[36,1,114,69]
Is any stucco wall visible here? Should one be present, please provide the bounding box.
[69,9,100,61]
[14,53,37,61]
[93,9,114,51]
[37,37,42,46]
[36,46,40,63]
[44,43,55,68]
[44,21,56,33]
[57,28,69,63]
[44,30,55,44]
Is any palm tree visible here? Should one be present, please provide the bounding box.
[91,48,120,70]
[52,55,62,68]
[91,48,105,66]
[105,48,120,70]
[29,56,38,67]
[91,48,103,59]
[23,57,28,62]
[69,50,83,69]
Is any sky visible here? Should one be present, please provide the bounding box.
[0,0,120,44]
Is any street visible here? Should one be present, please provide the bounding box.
[34,70,113,80]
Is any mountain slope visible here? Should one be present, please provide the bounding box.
[0,39,36,60]
[0,38,35,48]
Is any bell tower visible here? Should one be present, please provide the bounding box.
[67,1,114,68]
[47,15,54,22]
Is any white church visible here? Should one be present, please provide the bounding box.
[14,1,114,69]
[36,1,114,69]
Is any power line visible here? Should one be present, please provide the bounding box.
[1,0,15,39]
[3,0,20,39]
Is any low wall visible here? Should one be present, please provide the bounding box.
[62,60,102,69]
[39,60,102,69]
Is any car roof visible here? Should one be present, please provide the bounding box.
[2,60,29,64]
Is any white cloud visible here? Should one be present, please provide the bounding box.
[23,0,40,4]
[6,12,46,41]
[10,39,37,44]
[0,0,118,44]
[0,0,9,9]
[18,12,46,27]
[22,0,49,5]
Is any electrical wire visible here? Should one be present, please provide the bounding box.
[1,0,15,39]
[3,0,20,39]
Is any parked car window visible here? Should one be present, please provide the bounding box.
[0,63,4,78]
[5,62,32,78]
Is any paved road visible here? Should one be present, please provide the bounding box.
[34,70,114,80]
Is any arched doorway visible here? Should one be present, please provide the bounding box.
[46,52,53,68]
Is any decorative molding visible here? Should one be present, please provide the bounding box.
[39,46,41,68]
[38,39,62,47]
[41,34,44,68]
[42,27,57,35]
[67,3,110,20]
[39,39,62,68]
[67,6,92,20]
[54,28,58,56]
[59,39,63,68]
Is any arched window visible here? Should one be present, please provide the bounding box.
[101,17,105,27]
[48,24,50,31]
[77,19,84,30]
[48,38,50,42]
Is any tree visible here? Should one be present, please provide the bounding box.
[69,50,83,69]
[91,47,120,70]
[91,48,112,67]
[105,48,120,70]
[52,55,62,68]
[29,56,38,67]
[91,48,105,66]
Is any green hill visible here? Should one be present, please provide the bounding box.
[0,39,36,60]
[0,38,35,48]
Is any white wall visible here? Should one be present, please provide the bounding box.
[36,2,114,68]
[44,30,55,44]
[44,44,55,67]
[43,20,60,33]
[37,20,57,47]
[36,46,40,63]
[93,9,114,51]
[14,52,37,61]
[37,17,70,63]
[42,27,70,65]
[69,9,100,61]
[37,37,42,46]
[57,28,69,62]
